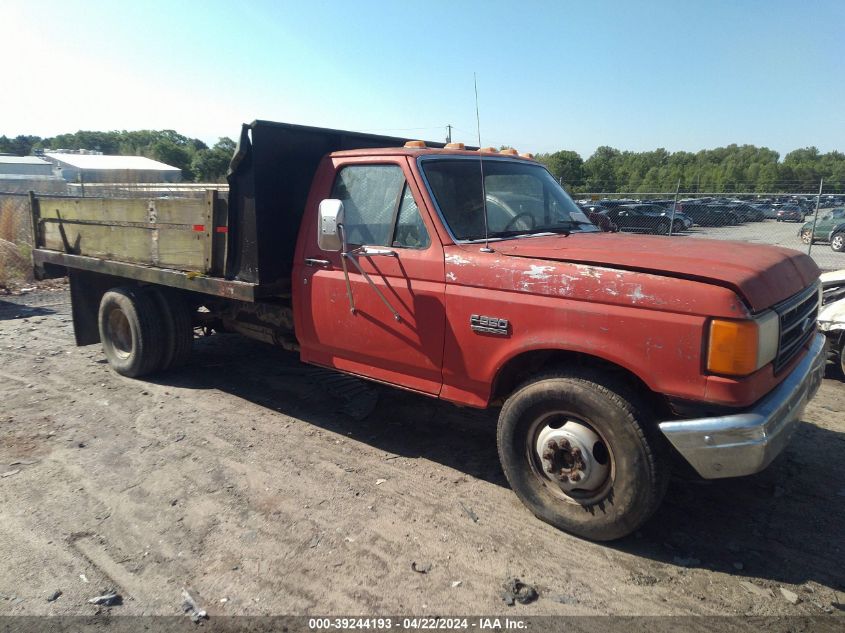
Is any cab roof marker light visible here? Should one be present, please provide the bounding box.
[404,140,426,149]
[478,147,498,153]
[499,148,518,156]
[444,142,465,150]
[520,152,535,159]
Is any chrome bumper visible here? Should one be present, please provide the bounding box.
[658,333,827,479]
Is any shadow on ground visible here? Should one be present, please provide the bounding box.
[151,332,845,592]
[0,298,56,320]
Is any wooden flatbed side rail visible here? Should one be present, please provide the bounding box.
[33,249,258,302]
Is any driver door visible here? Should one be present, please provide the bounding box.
[296,158,446,395]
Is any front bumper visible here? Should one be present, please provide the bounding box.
[658,333,827,479]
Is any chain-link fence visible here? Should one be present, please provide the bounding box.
[573,182,844,272]
[2,177,843,290]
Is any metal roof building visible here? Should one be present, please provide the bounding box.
[44,153,182,183]
[0,155,54,177]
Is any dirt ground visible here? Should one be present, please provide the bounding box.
[0,288,843,621]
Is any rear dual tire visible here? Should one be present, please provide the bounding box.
[98,287,193,377]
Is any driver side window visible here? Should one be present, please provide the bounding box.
[330,165,430,250]
[331,165,404,247]
[393,185,431,249]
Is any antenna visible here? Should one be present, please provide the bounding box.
[475,73,493,253]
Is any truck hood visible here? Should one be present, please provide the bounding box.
[492,233,819,311]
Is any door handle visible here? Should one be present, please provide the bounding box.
[359,246,397,257]
[304,258,331,267]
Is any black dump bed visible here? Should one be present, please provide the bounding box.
[226,121,444,288]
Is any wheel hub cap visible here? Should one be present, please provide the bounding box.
[535,421,609,492]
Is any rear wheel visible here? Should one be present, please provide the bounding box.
[497,370,669,541]
[98,287,165,377]
[832,232,845,252]
[151,288,194,370]
[655,221,670,235]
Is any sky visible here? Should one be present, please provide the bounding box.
[1,0,843,159]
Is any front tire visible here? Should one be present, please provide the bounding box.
[832,232,845,252]
[800,229,814,245]
[497,371,669,541]
[655,221,670,235]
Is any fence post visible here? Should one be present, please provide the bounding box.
[807,178,823,255]
[668,179,681,236]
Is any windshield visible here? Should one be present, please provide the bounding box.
[420,158,598,241]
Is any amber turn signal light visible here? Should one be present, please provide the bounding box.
[707,319,759,376]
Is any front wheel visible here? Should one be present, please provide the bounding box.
[832,232,845,252]
[800,229,814,245]
[497,371,669,541]
[838,336,845,379]
[655,221,670,235]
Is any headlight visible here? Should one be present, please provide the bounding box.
[706,311,779,376]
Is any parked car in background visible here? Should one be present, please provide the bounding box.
[751,203,778,219]
[597,198,637,209]
[633,203,691,231]
[799,208,845,248]
[675,200,738,226]
[705,204,742,224]
[819,269,845,377]
[726,201,766,221]
[577,202,619,232]
[600,204,680,235]
[776,203,804,222]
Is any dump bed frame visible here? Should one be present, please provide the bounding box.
[31,121,441,301]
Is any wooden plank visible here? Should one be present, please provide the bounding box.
[157,229,208,270]
[37,197,206,225]
[211,196,229,277]
[41,222,207,271]
[203,190,215,273]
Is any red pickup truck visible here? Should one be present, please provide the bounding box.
[31,121,827,541]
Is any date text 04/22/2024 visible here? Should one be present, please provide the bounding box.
[308,618,528,630]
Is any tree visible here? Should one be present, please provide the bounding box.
[584,146,621,192]
[537,150,584,187]
[0,135,42,156]
[190,137,236,182]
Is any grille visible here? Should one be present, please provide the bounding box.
[773,282,819,373]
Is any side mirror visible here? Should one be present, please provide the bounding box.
[318,199,345,252]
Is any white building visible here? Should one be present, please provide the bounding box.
[0,156,65,193]
[44,153,182,183]
[0,155,54,176]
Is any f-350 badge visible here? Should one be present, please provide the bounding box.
[470,314,509,336]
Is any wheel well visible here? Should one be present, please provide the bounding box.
[490,349,670,417]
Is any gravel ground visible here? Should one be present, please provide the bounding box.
[0,289,843,622]
[676,218,844,271]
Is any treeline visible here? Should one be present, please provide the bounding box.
[535,145,845,194]
[3,131,844,192]
[0,131,235,182]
